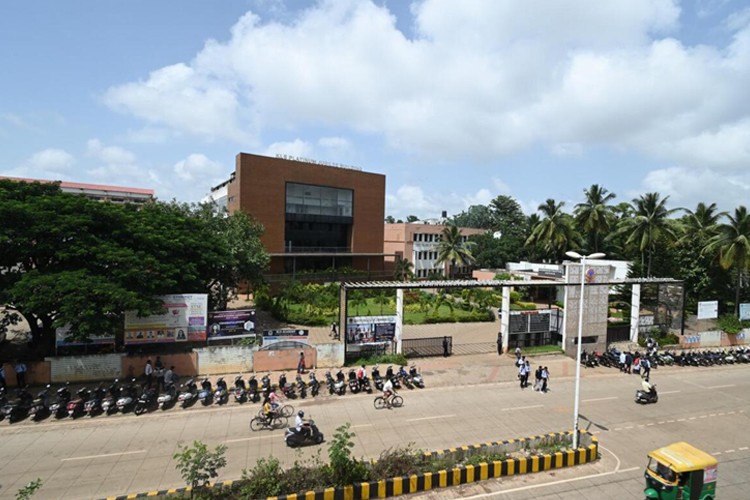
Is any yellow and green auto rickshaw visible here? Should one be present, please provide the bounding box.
[645,442,718,500]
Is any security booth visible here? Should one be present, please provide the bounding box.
[644,442,717,500]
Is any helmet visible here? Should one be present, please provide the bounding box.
[298,410,304,417]
[644,377,649,382]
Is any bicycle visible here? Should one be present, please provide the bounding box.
[373,394,403,409]
[250,414,286,431]
[257,404,294,418]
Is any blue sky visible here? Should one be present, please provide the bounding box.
[2,0,749,220]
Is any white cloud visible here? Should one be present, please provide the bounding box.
[263,139,313,158]
[27,148,75,171]
[86,139,136,165]
[173,153,225,182]
[640,165,750,211]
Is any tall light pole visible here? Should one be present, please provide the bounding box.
[566,251,605,449]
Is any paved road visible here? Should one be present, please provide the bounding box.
[1,358,749,499]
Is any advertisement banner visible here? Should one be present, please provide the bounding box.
[55,324,115,347]
[262,329,309,344]
[346,315,397,343]
[697,300,719,320]
[740,303,750,321]
[124,294,208,344]
[208,309,256,340]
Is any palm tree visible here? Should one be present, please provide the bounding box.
[393,257,414,282]
[574,184,615,253]
[704,206,750,314]
[525,199,580,262]
[679,202,724,243]
[614,192,678,276]
[436,225,476,278]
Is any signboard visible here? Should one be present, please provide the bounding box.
[740,303,750,321]
[346,315,397,343]
[124,294,208,344]
[208,309,256,340]
[55,324,115,347]
[262,329,309,344]
[697,300,719,320]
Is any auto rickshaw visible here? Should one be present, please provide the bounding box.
[644,442,718,499]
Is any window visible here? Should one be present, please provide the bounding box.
[286,183,352,217]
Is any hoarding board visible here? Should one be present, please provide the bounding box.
[740,303,750,321]
[346,315,397,343]
[262,329,309,344]
[124,294,208,344]
[208,309,256,340]
[55,324,115,347]
[697,300,719,320]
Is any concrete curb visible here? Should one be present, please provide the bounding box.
[100,431,598,500]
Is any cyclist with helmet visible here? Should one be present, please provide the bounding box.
[295,410,311,439]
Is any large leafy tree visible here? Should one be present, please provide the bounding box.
[704,206,750,314]
[436,225,476,278]
[574,184,615,253]
[613,192,678,277]
[449,205,494,229]
[0,180,268,355]
[525,199,581,262]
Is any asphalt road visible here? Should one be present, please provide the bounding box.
[1,362,749,500]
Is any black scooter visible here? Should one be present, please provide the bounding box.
[2,387,34,423]
[308,372,320,397]
[248,375,260,403]
[29,385,52,421]
[134,387,158,415]
[49,383,71,419]
[234,375,248,403]
[285,419,324,447]
[635,385,658,404]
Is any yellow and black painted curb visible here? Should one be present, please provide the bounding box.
[101,430,598,500]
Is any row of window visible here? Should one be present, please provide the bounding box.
[286,183,353,217]
[415,251,438,261]
[412,232,469,243]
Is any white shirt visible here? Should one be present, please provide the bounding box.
[383,379,393,393]
[295,414,304,431]
[144,363,153,376]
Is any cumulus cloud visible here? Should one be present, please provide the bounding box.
[173,153,225,183]
[640,166,750,210]
[86,139,136,165]
[264,139,313,158]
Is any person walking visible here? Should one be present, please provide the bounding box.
[619,351,626,372]
[496,333,503,355]
[144,359,154,389]
[442,336,450,357]
[641,357,651,379]
[297,352,306,374]
[534,365,543,391]
[518,361,528,389]
[541,366,550,393]
[523,360,531,388]
[330,322,338,339]
[15,361,27,388]
[154,356,165,392]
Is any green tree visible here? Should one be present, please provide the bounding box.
[406,215,420,223]
[574,184,615,253]
[385,215,396,223]
[449,204,494,229]
[393,257,414,282]
[436,225,476,278]
[173,441,227,496]
[613,192,678,276]
[525,199,580,262]
[705,206,750,314]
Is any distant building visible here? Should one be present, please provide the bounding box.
[384,222,485,279]
[0,176,154,204]
[210,153,387,280]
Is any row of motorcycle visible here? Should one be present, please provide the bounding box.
[0,364,426,424]
[581,346,750,369]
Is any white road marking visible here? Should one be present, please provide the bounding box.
[706,385,735,390]
[739,447,748,451]
[62,450,146,461]
[660,390,681,395]
[224,434,280,444]
[582,396,617,403]
[351,424,373,429]
[406,414,455,422]
[501,405,544,411]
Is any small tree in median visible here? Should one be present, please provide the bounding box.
[173,441,227,496]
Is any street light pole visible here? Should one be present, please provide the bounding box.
[566,251,605,449]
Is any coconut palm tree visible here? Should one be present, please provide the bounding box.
[574,184,615,253]
[679,202,724,242]
[393,257,414,282]
[704,206,750,314]
[525,199,581,262]
[436,225,476,278]
[612,192,678,276]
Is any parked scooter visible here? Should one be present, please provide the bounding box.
[347,369,360,394]
[214,377,229,405]
[398,366,413,389]
[308,372,320,397]
[285,417,324,447]
[115,379,138,414]
[2,387,34,423]
[386,365,401,389]
[334,370,347,395]
[247,374,260,403]
[177,378,198,409]
[84,383,107,417]
[101,379,122,415]
[371,365,384,391]
[134,386,158,415]
[49,383,72,419]
[325,371,336,395]
[29,385,52,421]
[157,380,177,410]
[261,373,272,399]
[635,384,658,405]
[0,388,7,422]
[409,364,425,388]
[295,374,307,399]
[66,387,91,419]
[198,377,213,406]
[234,375,248,403]
[279,373,296,399]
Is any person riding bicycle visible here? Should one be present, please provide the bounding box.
[268,389,282,411]
[382,377,395,407]
[262,397,277,424]
[295,410,311,439]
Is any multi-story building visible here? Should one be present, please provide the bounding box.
[0,176,154,204]
[208,153,387,279]
[384,223,485,279]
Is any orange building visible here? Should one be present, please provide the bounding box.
[212,153,387,279]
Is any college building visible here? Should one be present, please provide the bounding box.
[0,176,154,204]
[207,153,388,280]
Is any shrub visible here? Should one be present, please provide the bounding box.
[346,353,407,367]
[717,314,750,335]
[240,457,284,498]
[369,444,426,478]
[16,478,43,500]
[173,441,227,496]
[463,453,508,466]
[327,423,369,486]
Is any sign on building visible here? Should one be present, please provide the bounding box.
[262,329,309,344]
[55,324,115,347]
[124,294,208,344]
[697,300,719,320]
[346,315,397,343]
[208,309,256,340]
[739,303,750,321]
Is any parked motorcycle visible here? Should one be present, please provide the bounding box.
[0,388,7,421]
[84,383,107,417]
[49,383,72,419]
[386,365,401,389]
[635,384,658,405]
[324,371,336,395]
[29,385,52,421]
[101,379,122,415]
[177,378,198,409]
[371,365,384,391]
[261,373,272,399]
[66,387,91,419]
[2,387,34,423]
[134,387,158,415]
[409,365,424,388]
[295,374,307,399]
[198,377,213,406]
[285,418,324,447]
[115,379,138,413]
[334,370,346,395]
[234,375,248,403]
[347,369,360,394]
[279,373,296,399]
[248,374,260,403]
[308,372,320,397]
[157,381,177,410]
[214,377,229,405]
